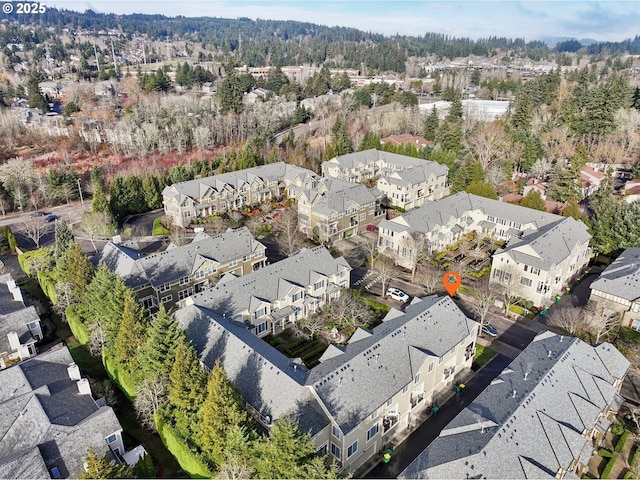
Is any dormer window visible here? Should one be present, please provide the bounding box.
[314,280,325,290]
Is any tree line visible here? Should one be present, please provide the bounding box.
[17,220,339,479]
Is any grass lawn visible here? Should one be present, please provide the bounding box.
[474,344,497,367]
[153,217,171,236]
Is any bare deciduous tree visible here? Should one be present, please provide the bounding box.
[463,122,511,173]
[547,304,586,336]
[88,320,108,357]
[21,216,51,248]
[294,315,327,340]
[273,209,302,257]
[374,255,399,298]
[584,303,619,344]
[399,232,430,282]
[328,291,373,330]
[418,263,443,295]
[469,281,498,332]
[363,238,380,269]
[79,211,115,253]
[134,378,166,431]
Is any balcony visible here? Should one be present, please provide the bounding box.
[383,413,399,433]
[410,392,424,409]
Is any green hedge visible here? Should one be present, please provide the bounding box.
[599,448,614,458]
[0,225,16,253]
[66,304,91,345]
[18,249,53,276]
[301,344,328,361]
[630,443,640,468]
[155,413,212,479]
[103,352,138,400]
[289,341,318,358]
[616,431,630,453]
[37,270,59,304]
[623,471,634,479]
[601,453,618,479]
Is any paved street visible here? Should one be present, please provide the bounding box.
[365,354,512,478]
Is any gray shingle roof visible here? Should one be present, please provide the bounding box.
[325,149,434,171]
[498,217,592,270]
[400,331,630,480]
[186,246,351,317]
[380,192,560,236]
[0,273,26,315]
[0,346,123,479]
[162,162,318,201]
[175,304,330,435]
[96,227,265,289]
[0,305,40,355]
[306,295,476,434]
[590,248,640,302]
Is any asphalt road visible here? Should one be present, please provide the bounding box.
[366,354,512,478]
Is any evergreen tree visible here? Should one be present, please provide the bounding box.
[114,289,147,367]
[138,306,180,381]
[470,69,481,86]
[265,65,288,93]
[331,117,352,155]
[446,95,463,123]
[632,87,640,110]
[123,175,146,214]
[359,132,381,151]
[451,160,484,193]
[423,105,439,141]
[27,70,48,112]
[200,360,251,467]
[465,180,498,200]
[142,173,162,210]
[54,219,74,262]
[79,447,132,479]
[63,242,94,304]
[435,121,463,154]
[520,189,547,211]
[561,199,582,220]
[87,266,127,349]
[509,91,533,131]
[108,175,129,224]
[91,169,110,215]
[252,416,337,479]
[167,334,208,440]
[217,62,244,115]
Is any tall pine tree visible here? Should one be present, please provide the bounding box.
[114,289,148,367]
[138,306,180,381]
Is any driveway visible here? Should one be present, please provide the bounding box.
[365,354,512,478]
[122,209,165,236]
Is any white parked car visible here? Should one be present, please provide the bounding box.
[386,287,410,303]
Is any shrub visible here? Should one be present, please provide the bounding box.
[301,344,328,361]
[66,304,91,345]
[623,471,634,479]
[0,225,16,253]
[103,351,138,400]
[155,413,212,479]
[284,338,308,355]
[619,327,640,344]
[630,443,640,468]
[601,454,618,479]
[612,423,625,436]
[599,448,614,458]
[37,270,60,304]
[18,248,54,276]
[289,341,318,358]
[616,430,630,453]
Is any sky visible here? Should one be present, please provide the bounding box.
[49,1,640,43]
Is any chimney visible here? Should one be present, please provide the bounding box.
[524,372,528,380]
[77,378,92,396]
[7,332,20,351]
[512,390,517,398]
[67,363,81,381]
[7,279,23,303]
[560,336,564,343]
[548,350,552,358]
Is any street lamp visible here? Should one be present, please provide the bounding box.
[77,178,84,205]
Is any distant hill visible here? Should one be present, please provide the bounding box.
[540,36,600,48]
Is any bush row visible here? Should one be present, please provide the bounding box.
[301,344,328,362]
[283,338,308,355]
[155,413,212,479]
[615,430,630,453]
[601,453,618,479]
[0,225,17,253]
[288,340,319,358]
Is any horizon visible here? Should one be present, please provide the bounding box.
[47,1,640,44]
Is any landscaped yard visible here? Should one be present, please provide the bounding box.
[474,344,497,368]
[153,217,171,236]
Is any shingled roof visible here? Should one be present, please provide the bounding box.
[400,331,630,479]
[0,346,123,479]
[590,248,640,302]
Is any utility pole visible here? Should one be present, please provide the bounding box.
[93,43,101,72]
[77,178,84,206]
[110,37,118,71]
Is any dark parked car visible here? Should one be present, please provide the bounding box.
[44,214,57,222]
[30,211,46,218]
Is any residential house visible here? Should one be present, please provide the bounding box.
[175,294,478,473]
[179,246,351,336]
[0,346,132,479]
[400,331,630,479]
[580,165,605,198]
[0,274,42,369]
[490,217,592,306]
[380,134,432,149]
[201,82,216,94]
[378,193,590,305]
[38,82,64,99]
[522,177,548,199]
[162,162,319,228]
[95,227,267,311]
[623,179,640,203]
[321,149,449,210]
[300,93,342,113]
[291,178,385,243]
[589,248,640,329]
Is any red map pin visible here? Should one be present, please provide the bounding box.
[442,271,461,296]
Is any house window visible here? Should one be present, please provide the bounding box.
[386,398,393,407]
[531,267,541,275]
[402,385,409,394]
[524,265,528,272]
[414,372,421,384]
[178,288,194,301]
[207,265,217,275]
[256,322,268,335]
[347,441,358,458]
[106,434,117,444]
[161,295,172,303]
[183,211,191,218]
[194,270,205,279]
[370,409,378,420]
[632,319,640,332]
[332,425,341,439]
[141,297,155,310]
[314,280,325,290]
[359,213,366,221]
[330,443,341,460]
[229,259,238,267]
[292,291,303,302]
[158,283,170,293]
[367,424,379,441]
[255,306,267,318]
[179,276,190,286]
[520,277,532,287]
[428,362,434,373]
